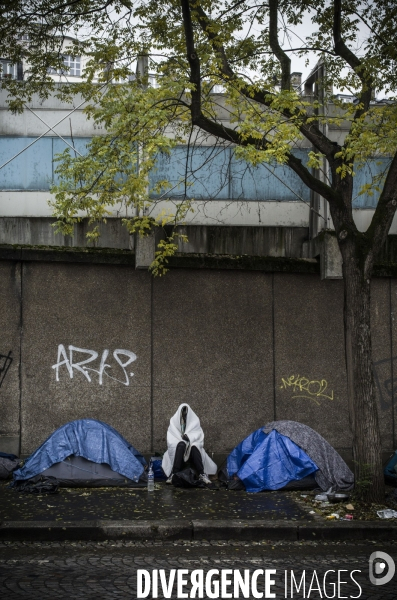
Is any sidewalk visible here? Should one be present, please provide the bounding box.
[0,481,394,542]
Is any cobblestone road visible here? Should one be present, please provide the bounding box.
[0,540,396,599]
[0,542,397,600]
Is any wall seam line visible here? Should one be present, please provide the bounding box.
[390,277,395,448]
[150,274,154,454]
[272,272,277,421]
[18,261,23,456]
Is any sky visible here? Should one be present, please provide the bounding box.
[71,2,387,99]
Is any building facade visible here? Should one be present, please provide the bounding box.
[0,63,396,462]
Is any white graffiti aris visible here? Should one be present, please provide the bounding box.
[52,345,137,386]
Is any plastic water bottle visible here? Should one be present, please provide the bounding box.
[147,462,154,492]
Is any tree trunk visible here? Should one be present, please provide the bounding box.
[341,239,384,502]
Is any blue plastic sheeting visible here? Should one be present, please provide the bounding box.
[384,450,397,481]
[13,419,146,482]
[227,427,266,477]
[0,451,18,460]
[150,146,312,201]
[151,458,167,481]
[352,158,391,208]
[230,149,311,202]
[0,137,90,190]
[52,138,91,185]
[150,146,231,199]
[0,138,53,190]
[227,429,318,492]
[0,136,391,206]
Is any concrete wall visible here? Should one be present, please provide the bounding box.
[0,259,395,458]
[0,219,308,258]
[0,262,21,454]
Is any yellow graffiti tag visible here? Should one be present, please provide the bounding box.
[280,375,334,405]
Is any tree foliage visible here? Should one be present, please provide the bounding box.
[1,0,396,271]
[1,0,397,500]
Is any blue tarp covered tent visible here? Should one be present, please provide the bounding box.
[384,450,397,485]
[13,419,146,483]
[227,428,318,492]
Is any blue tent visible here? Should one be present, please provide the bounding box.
[384,450,397,485]
[227,428,318,492]
[13,419,146,483]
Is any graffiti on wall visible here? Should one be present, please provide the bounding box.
[280,359,395,411]
[0,350,12,388]
[52,345,137,386]
[280,375,335,405]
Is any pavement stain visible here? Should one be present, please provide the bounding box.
[0,481,312,523]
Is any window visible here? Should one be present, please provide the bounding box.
[48,55,81,77]
[0,60,17,79]
[63,55,80,76]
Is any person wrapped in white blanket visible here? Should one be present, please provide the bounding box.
[162,403,217,485]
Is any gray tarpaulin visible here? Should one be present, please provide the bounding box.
[0,456,19,480]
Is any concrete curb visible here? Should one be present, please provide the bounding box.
[192,520,298,541]
[0,520,192,542]
[0,520,395,542]
[298,522,394,541]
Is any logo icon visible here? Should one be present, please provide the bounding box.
[369,551,395,586]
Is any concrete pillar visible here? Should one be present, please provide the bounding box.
[135,231,156,269]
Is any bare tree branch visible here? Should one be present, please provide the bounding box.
[181,0,201,121]
[230,47,338,62]
[181,0,340,203]
[268,0,290,91]
[194,3,338,158]
[333,0,373,117]
[350,9,388,47]
[196,111,343,204]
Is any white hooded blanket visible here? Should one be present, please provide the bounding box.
[161,404,217,477]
